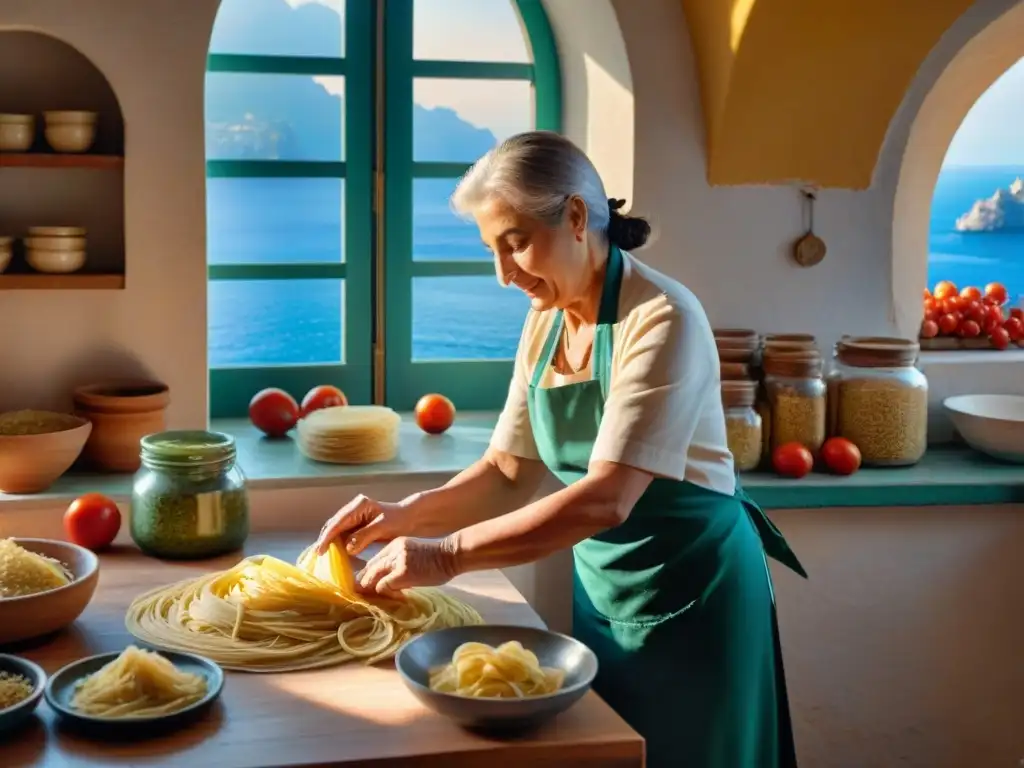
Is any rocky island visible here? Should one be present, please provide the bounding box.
[955,177,1024,232]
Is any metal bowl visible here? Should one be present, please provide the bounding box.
[396,625,598,731]
[0,654,46,735]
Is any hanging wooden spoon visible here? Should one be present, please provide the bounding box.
[792,189,826,267]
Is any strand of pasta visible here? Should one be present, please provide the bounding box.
[125,544,482,673]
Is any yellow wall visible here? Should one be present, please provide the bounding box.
[682,0,976,188]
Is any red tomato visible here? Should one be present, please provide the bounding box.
[937,313,960,335]
[985,282,1008,306]
[249,388,300,437]
[414,393,456,435]
[959,319,981,338]
[1004,317,1024,341]
[923,297,937,315]
[919,319,939,339]
[987,304,1005,325]
[933,281,958,301]
[940,297,961,315]
[923,288,933,301]
[960,285,982,301]
[965,301,987,324]
[990,326,1011,350]
[982,312,1002,335]
[819,437,861,476]
[1010,308,1024,322]
[64,493,121,551]
[301,385,348,418]
[772,443,814,479]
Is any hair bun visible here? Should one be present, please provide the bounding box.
[607,198,651,250]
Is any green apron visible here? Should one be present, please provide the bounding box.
[526,246,807,767]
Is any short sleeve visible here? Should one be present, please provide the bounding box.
[489,312,542,460]
[590,295,717,480]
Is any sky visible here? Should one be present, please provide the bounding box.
[943,55,1024,168]
[288,0,532,139]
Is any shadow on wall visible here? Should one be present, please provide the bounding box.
[0,345,157,413]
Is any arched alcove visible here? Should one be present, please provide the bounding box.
[889,1,1024,338]
[0,29,126,288]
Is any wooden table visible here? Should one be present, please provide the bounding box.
[3,534,644,767]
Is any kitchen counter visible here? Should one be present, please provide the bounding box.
[4,534,644,767]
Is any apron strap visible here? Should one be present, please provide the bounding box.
[592,246,624,400]
[531,311,564,389]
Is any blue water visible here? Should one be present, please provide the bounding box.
[208,166,1024,368]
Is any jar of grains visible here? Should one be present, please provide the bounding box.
[828,337,928,466]
[131,430,251,559]
[721,379,762,472]
[763,349,827,453]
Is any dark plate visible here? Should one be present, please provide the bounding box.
[0,654,46,735]
[44,648,224,739]
[396,625,598,732]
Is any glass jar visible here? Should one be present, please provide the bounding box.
[828,337,928,466]
[714,328,760,364]
[721,380,762,472]
[763,350,827,453]
[131,430,250,559]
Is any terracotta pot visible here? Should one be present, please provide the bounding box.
[0,417,91,493]
[73,380,170,472]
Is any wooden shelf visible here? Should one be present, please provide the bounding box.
[0,273,124,290]
[0,153,123,169]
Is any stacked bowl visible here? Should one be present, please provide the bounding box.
[0,114,34,152]
[25,226,87,274]
[43,111,97,154]
[0,236,11,274]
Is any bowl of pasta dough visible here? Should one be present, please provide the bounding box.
[395,624,598,731]
[0,538,100,645]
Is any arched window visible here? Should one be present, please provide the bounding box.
[205,0,561,417]
[927,56,1024,314]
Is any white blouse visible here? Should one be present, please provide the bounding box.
[490,251,736,496]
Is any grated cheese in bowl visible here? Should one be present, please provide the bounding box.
[0,671,35,711]
[0,539,74,598]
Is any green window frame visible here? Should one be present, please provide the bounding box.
[206,0,562,418]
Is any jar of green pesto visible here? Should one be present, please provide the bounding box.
[130,430,250,559]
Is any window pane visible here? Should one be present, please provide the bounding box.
[210,0,345,58]
[209,279,344,367]
[414,179,489,261]
[413,276,529,360]
[414,0,529,63]
[413,79,532,163]
[207,179,344,264]
[206,73,345,161]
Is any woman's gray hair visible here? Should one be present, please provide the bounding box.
[451,131,650,250]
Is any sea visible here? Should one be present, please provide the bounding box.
[207,167,1024,368]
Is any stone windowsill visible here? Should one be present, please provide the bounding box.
[2,412,1023,510]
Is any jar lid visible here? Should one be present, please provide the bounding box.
[721,379,757,408]
[141,430,236,466]
[836,337,919,368]
[762,349,823,378]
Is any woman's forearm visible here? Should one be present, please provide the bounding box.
[407,449,548,538]
[443,474,627,573]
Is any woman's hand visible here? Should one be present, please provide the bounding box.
[355,536,460,598]
[315,494,416,556]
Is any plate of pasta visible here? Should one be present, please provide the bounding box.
[44,645,224,735]
[395,625,598,731]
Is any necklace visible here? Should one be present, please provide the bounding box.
[557,321,594,374]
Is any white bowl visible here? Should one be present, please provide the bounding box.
[43,111,97,125]
[26,249,86,274]
[24,236,87,252]
[29,226,86,238]
[943,394,1024,463]
[44,123,96,153]
[0,115,34,152]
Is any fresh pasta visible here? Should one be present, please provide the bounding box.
[125,541,482,672]
[0,538,73,598]
[0,671,34,710]
[70,645,207,718]
[428,640,566,699]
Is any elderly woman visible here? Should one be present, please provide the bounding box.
[316,131,806,767]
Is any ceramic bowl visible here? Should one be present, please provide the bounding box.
[0,654,46,734]
[26,249,86,274]
[0,114,34,152]
[0,414,92,493]
[395,625,598,731]
[24,236,87,252]
[944,394,1024,463]
[43,111,97,126]
[0,538,100,645]
[44,123,96,153]
[0,237,12,274]
[28,226,86,238]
